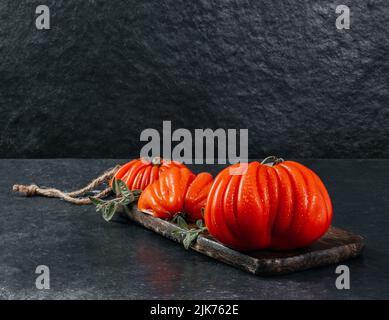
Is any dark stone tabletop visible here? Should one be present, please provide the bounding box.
[1,159,388,299]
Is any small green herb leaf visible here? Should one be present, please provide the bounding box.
[171,214,208,250]
[89,184,142,223]
[171,229,182,236]
[89,196,105,206]
[111,178,121,196]
[183,232,197,249]
[196,219,204,228]
[175,215,189,230]
[102,202,116,221]
[131,189,142,197]
[117,179,131,198]
[121,195,134,206]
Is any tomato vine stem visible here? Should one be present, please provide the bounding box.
[151,157,162,166]
[261,156,285,166]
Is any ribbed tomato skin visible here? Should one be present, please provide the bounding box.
[204,161,333,251]
[138,167,196,219]
[137,168,214,221]
[111,158,187,191]
[184,172,214,221]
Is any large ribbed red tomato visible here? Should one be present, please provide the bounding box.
[111,157,186,191]
[204,157,333,251]
[138,167,213,221]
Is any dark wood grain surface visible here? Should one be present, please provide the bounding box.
[125,205,364,275]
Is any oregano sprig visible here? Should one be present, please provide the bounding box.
[89,178,141,222]
[90,180,207,248]
[172,214,208,250]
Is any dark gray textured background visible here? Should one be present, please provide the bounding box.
[0,0,388,158]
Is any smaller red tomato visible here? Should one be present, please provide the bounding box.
[111,157,187,191]
[184,172,213,221]
[138,167,196,219]
[138,167,213,221]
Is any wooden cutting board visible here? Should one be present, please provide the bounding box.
[124,205,364,275]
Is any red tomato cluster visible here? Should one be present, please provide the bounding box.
[111,157,186,191]
[113,157,333,251]
[138,167,213,222]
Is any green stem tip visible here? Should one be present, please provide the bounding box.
[261,156,285,167]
